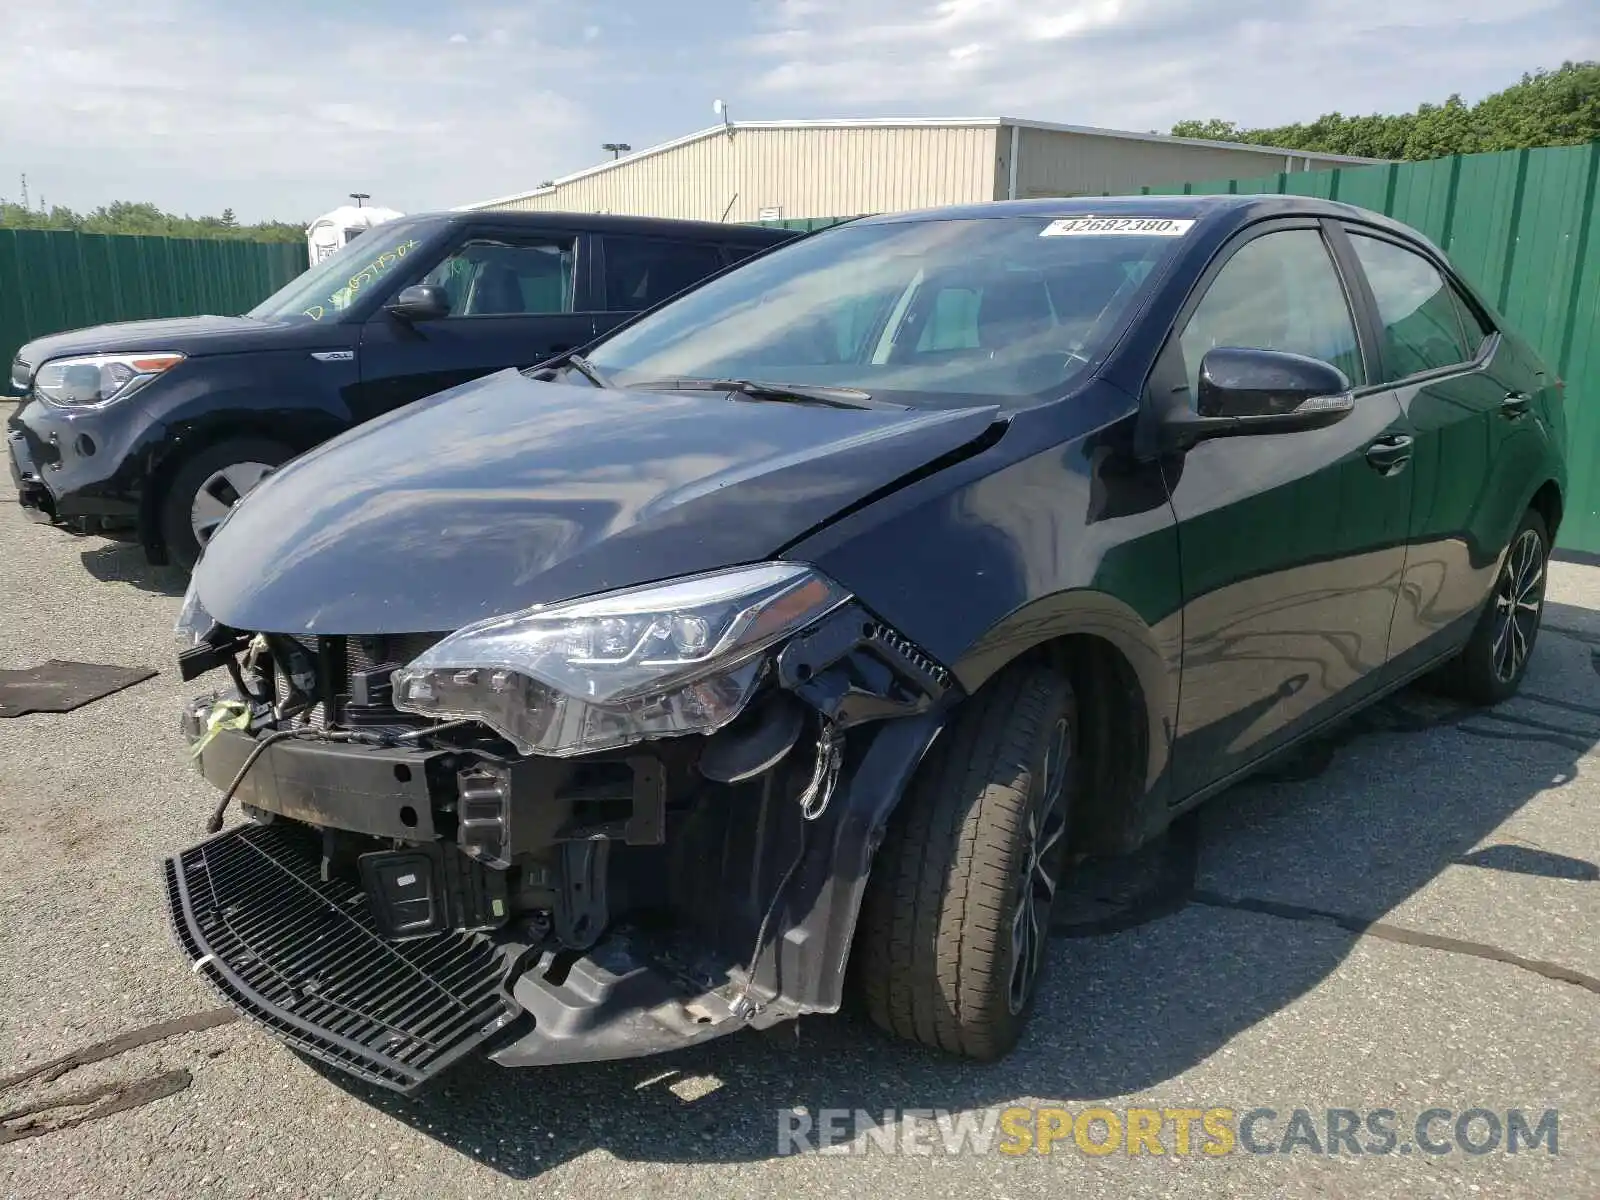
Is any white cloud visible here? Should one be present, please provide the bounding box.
[0,0,601,219]
[1,0,1592,223]
[744,0,1600,130]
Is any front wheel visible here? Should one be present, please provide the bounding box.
[855,661,1076,1060]
[1437,508,1549,705]
[158,438,292,570]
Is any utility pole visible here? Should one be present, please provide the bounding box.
[19,173,27,210]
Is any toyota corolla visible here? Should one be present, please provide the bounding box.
[164,195,1565,1092]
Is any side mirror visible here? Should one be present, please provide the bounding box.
[1160,347,1353,452]
[386,284,450,322]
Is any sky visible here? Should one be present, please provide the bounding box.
[1,0,1594,223]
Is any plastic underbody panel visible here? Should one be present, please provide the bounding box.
[164,821,520,1092]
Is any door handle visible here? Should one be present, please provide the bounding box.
[1501,392,1529,420]
[1365,433,1415,475]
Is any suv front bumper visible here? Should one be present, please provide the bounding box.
[6,398,142,530]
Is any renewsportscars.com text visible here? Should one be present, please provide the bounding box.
[776,1105,1560,1157]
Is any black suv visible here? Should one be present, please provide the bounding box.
[6,212,796,567]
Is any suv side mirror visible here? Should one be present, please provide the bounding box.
[1159,347,1353,452]
[386,284,450,322]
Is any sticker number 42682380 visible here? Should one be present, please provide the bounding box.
[1040,217,1196,237]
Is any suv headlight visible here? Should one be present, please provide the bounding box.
[392,563,849,757]
[34,351,184,409]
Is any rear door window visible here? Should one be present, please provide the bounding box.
[602,237,725,311]
[1348,234,1472,380]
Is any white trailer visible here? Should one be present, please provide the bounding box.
[306,204,405,264]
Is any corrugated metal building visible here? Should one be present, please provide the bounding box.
[462,119,1383,222]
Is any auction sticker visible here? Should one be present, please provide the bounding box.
[1041,217,1196,237]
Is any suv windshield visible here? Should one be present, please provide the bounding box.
[586,216,1183,406]
[249,221,431,322]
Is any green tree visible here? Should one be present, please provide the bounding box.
[1171,61,1599,161]
[1171,118,1243,142]
[0,198,307,242]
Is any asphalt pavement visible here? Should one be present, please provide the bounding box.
[1,450,1595,1198]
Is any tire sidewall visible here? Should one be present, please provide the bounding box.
[854,660,1082,1061]
[985,676,1077,1041]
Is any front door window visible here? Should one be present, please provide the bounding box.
[418,239,576,317]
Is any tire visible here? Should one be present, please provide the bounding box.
[1435,508,1550,706]
[855,660,1076,1060]
[158,438,292,570]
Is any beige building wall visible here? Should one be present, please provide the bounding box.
[486,124,999,222]
[471,121,1383,219]
[1010,126,1366,199]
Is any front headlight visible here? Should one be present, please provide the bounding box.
[34,351,184,409]
[392,563,850,757]
[174,578,217,649]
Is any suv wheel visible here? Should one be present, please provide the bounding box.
[856,660,1075,1060]
[159,438,292,570]
[1436,508,1550,705]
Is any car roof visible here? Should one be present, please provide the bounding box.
[402,210,795,242]
[854,194,1440,254]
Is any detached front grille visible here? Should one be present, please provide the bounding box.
[164,822,518,1092]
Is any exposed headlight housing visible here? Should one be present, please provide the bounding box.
[392,563,850,757]
[174,578,217,649]
[34,351,184,409]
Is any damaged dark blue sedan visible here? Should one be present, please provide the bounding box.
[166,195,1566,1091]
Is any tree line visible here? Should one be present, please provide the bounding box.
[1171,61,1598,161]
[0,200,306,243]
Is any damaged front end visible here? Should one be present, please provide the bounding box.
[165,564,956,1092]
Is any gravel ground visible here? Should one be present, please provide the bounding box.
[1,439,1596,1197]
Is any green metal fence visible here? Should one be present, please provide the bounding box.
[1141,141,1600,553]
[753,215,863,232]
[0,229,307,378]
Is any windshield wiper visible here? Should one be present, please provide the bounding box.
[525,349,610,388]
[564,353,610,389]
[625,377,893,410]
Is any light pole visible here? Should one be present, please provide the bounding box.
[601,143,631,160]
[349,192,370,208]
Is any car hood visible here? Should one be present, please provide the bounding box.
[194,369,1001,634]
[12,315,319,380]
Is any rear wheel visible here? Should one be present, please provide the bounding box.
[158,438,292,570]
[855,661,1075,1060]
[1436,508,1549,705]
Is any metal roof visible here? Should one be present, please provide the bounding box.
[458,117,1388,211]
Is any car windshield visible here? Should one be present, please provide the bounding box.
[248,221,430,322]
[585,216,1186,407]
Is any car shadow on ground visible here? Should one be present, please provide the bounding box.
[296,619,1600,1179]
[78,539,187,597]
